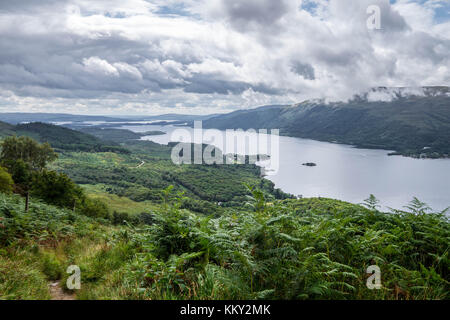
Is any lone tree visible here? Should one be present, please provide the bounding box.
[0,136,58,211]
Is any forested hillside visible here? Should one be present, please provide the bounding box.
[203,90,450,158]
[0,122,291,214]
[0,122,129,153]
[0,121,15,138]
[50,139,290,214]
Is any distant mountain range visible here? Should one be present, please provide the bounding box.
[202,87,450,158]
[0,112,218,125]
[0,113,125,125]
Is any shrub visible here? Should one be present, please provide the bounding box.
[112,211,139,225]
[40,252,63,281]
[78,197,110,219]
[0,166,13,194]
[0,193,97,246]
[31,170,84,208]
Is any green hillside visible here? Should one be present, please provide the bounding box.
[203,93,450,158]
[0,193,112,299]
[0,121,15,138]
[1,191,449,300]
[0,122,290,212]
[0,122,129,153]
[79,127,165,143]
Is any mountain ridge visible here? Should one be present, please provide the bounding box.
[203,89,450,158]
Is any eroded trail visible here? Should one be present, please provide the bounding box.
[136,160,145,168]
[133,158,145,169]
[49,281,76,300]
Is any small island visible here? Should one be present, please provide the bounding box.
[302,162,317,167]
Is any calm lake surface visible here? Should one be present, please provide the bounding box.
[119,124,450,212]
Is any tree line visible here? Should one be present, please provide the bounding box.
[0,136,108,218]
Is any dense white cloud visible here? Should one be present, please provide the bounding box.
[0,0,448,115]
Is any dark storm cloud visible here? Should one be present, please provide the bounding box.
[220,0,291,31]
[184,78,250,95]
[184,74,281,95]
[291,62,315,80]
[313,47,364,68]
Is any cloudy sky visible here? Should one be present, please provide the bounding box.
[0,0,449,115]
